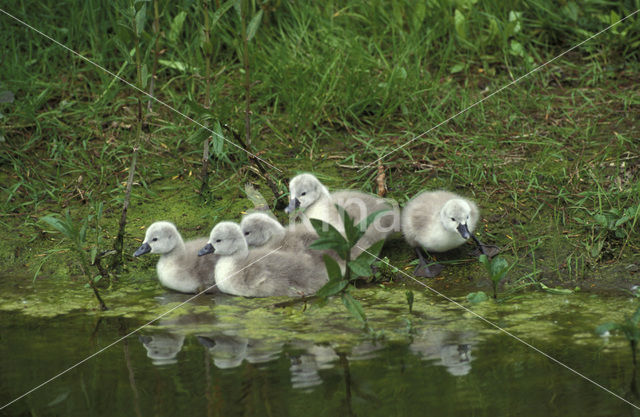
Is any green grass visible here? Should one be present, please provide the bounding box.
[0,0,639,291]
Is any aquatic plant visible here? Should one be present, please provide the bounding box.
[596,304,640,366]
[39,203,108,310]
[309,205,386,329]
[478,254,510,299]
[111,0,150,272]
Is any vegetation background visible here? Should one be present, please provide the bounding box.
[1,0,639,296]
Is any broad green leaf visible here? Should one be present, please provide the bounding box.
[539,282,573,295]
[631,305,640,326]
[335,205,360,245]
[322,254,343,282]
[342,292,367,324]
[450,63,465,74]
[211,121,225,157]
[211,0,238,28]
[135,3,147,36]
[467,291,489,304]
[168,11,187,43]
[489,256,509,284]
[454,9,466,39]
[90,247,98,264]
[158,59,191,72]
[356,209,389,235]
[353,239,385,266]
[348,258,371,278]
[140,63,148,88]
[41,215,71,238]
[309,219,347,244]
[315,279,347,298]
[246,9,263,41]
[595,322,620,336]
[405,290,414,313]
[593,214,608,227]
[309,237,345,252]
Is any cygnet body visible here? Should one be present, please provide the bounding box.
[285,173,400,256]
[240,212,345,271]
[134,221,218,293]
[401,191,479,277]
[198,222,328,297]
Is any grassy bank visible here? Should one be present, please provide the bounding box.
[1,0,639,296]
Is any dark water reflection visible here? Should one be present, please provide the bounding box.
[1,292,640,417]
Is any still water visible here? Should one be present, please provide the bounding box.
[1,280,639,416]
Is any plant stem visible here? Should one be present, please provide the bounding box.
[200,0,212,197]
[240,1,251,148]
[147,0,159,113]
[112,10,144,272]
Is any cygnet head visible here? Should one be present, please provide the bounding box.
[198,222,246,257]
[134,221,181,257]
[440,199,473,239]
[285,173,328,214]
[240,212,284,248]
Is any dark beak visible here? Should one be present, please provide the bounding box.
[134,242,151,257]
[198,243,215,256]
[284,197,300,214]
[456,223,471,240]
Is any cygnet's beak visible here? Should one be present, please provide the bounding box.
[134,242,151,257]
[284,198,300,214]
[456,223,471,240]
[198,243,215,256]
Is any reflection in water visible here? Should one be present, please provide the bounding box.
[409,330,476,376]
[139,333,185,366]
[289,344,338,390]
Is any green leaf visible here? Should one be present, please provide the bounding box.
[450,63,465,74]
[593,214,608,227]
[211,0,238,28]
[353,239,385,266]
[467,291,489,304]
[595,322,619,336]
[315,279,347,298]
[309,237,346,253]
[168,11,187,43]
[356,209,389,236]
[158,59,192,73]
[140,63,148,88]
[323,255,343,282]
[489,256,509,284]
[454,9,466,39]
[246,9,263,41]
[135,3,147,36]
[405,290,414,313]
[310,218,342,239]
[348,258,372,278]
[336,205,360,245]
[539,282,573,295]
[41,215,72,238]
[342,292,367,324]
[631,305,640,326]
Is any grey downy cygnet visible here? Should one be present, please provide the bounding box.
[401,191,482,277]
[134,221,218,293]
[285,173,400,257]
[197,221,328,297]
[240,212,345,271]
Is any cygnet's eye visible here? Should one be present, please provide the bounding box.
[244,231,250,236]
[450,217,456,222]
[152,237,158,242]
[215,239,222,243]
[301,192,307,196]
